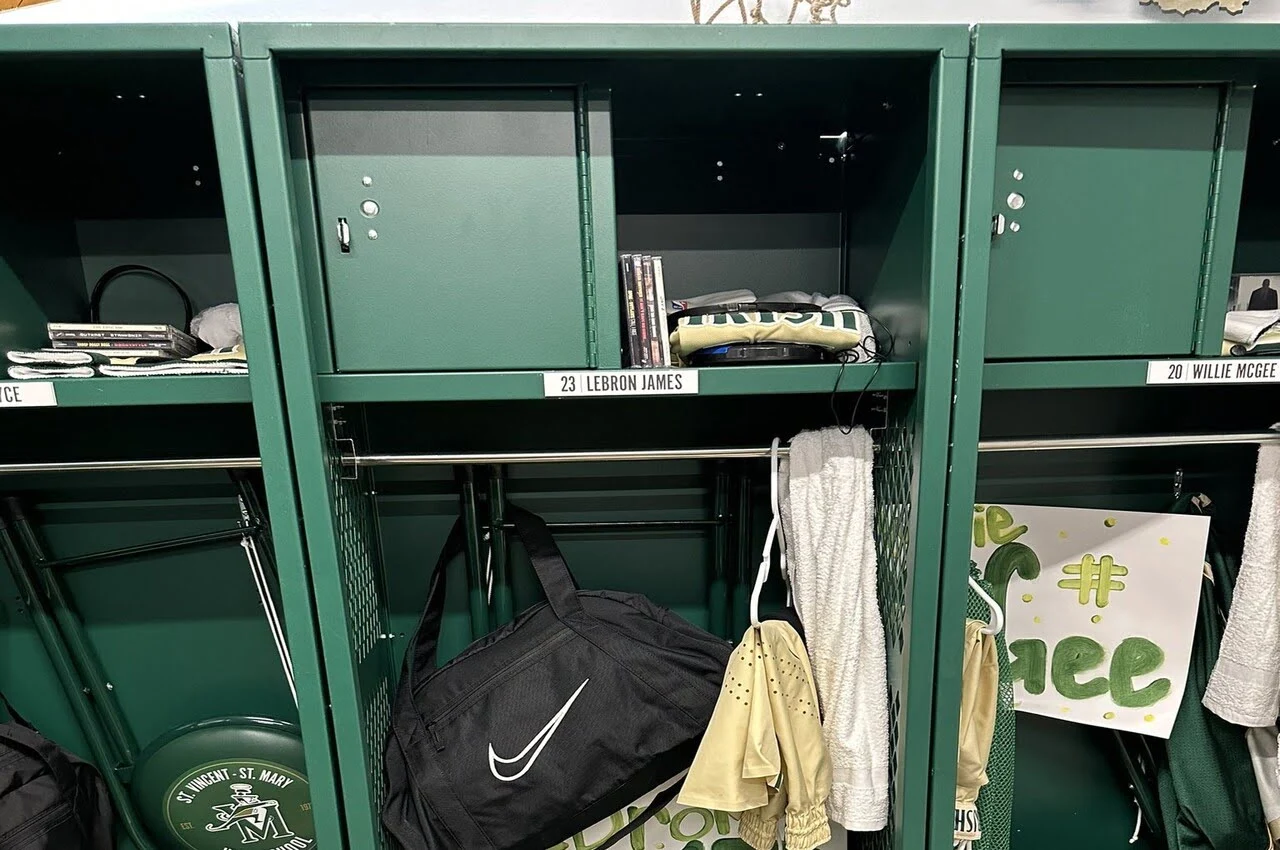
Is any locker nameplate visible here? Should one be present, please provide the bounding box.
[543,370,699,398]
[0,382,57,408]
[1146,359,1280,385]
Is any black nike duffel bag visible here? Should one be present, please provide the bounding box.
[383,505,731,850]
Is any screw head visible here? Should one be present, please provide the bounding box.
[1013,169,1024,181]
[367,229,379,240]
[1006,192,1025,211]
[1009,221,1021,233]
[360,199,380,217]
[361,176,373,186]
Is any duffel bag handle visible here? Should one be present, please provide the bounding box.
[408,505,586,677]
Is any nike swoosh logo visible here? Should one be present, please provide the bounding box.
[487,678,589,782]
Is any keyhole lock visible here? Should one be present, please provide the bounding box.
[1006,192,1026,211]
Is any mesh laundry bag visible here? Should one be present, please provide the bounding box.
[965,564,1015,850]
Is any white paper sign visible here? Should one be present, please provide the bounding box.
[554,773,846,850]
[971,503,1210,738]
[1146,358,1280,385]
[543,370,698,398]
[0,382,58,408]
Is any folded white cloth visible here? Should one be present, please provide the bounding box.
[781,427,889,831]
[1203,433,1280,726]
[1224,310,1280,350]
[7,365,96,379]
[7,348,100,366]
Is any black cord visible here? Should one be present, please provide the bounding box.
[830,308,896,435]
[88,264,194,329]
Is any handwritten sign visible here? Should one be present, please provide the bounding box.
[0,382,58,408]
[1146,358,1280,385]
[552,774,845,850]
[543,370,699,398]
[971,503,1209,738]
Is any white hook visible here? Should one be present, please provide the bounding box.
[1128,797,1142,844]
[750,438,784,628]
[970,576,1004,636]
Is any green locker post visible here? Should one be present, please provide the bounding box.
[0,23,343,850]
[941,24,1280,850]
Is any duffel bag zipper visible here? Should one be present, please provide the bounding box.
[426,629,576,752]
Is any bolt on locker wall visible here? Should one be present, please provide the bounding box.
[241,22,968,850]
[0,24,343,850]
[940,24,1280,850]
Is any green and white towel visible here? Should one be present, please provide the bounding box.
[98,345,247,377]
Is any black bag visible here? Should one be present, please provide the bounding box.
[0,695,114,850]
[384,506,732,850]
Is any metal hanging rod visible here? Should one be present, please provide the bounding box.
[979,431,1280,453]
[351,447,795,467]
[0,457,261,476]
[3,431,1275,475]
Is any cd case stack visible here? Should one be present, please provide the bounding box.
[619,254,671,368]
[46,323,200,359]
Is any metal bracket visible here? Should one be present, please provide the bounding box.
[327,405,360,481]
[992,213,1006,237]
[868,391,891,439]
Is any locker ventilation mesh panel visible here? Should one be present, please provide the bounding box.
[854,412,914,850]
[327,410,393,850]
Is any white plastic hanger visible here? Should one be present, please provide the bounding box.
[750,438,788,628]
[969,576,1004,636]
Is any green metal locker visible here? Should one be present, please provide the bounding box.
[243,22,969,850]
[945,23,1280,850]
[0,23,343,850]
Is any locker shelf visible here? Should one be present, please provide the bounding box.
[316,362,916,403]
[25,375,253,408]
[983,357,1275,390]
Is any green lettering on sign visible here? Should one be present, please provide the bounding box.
[1111,637,1171,708]
[1052,636,1110,699]
[1009,638,1047,695]
[984,541,1041,612]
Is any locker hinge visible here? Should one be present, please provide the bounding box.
[575,86,600,366]
[1192,88,1231,350]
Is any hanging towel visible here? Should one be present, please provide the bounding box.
[1153,492,1268,850]
[1203,438,1280,727]
[678,621,832,850]
[6,364,96,379]
[97,345,248,377]
[780,426,889,831]
[955,618,998,850]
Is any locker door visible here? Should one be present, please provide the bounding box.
[307,89,592,372]
[985,85,1222,360]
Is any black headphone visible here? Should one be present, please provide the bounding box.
[88,264,193,328]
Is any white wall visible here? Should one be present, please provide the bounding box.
[0,0,1275,24]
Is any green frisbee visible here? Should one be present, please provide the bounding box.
[131,716,315,850]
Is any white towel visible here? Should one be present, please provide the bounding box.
[1203,438,1280,726]
[7,348,98,366]
[781,427,889,831]
[6,365,96,379]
